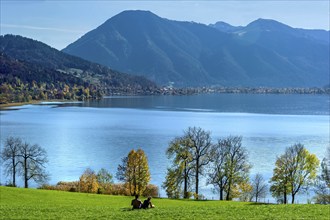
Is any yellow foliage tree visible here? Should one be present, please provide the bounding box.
[79,168,99,193]
[117,148,151,196]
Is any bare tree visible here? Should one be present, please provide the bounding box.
[19,142,49,188]
[185,127,213,198]
[1,137,22,186]
[207,140,228,200]
[251,173,268,202]
[208,136,251,200]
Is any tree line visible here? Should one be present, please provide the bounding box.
[1,132,329,204]
[1,140,158,197]
[162,127,329,204]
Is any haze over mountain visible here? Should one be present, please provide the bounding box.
[63,10,329,88]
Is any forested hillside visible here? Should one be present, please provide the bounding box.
[0,35,158,104]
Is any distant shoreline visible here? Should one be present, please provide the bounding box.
[1,87,329,109]
[0,101,40,109]
[0,100,67,110]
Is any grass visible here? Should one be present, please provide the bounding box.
[0,187,329,219]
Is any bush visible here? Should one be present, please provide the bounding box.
[142,184,159,198]
[110,183,130,196]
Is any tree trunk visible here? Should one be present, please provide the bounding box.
[24,164,28,188]
[283,191,287,204]
[12,158,16,187]
[291,193,295,204]
[219,188,223,200]
[183,162,188,199]
[226,180,231,200]
[195,160,199,199]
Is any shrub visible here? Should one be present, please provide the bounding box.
[142,184,159,198]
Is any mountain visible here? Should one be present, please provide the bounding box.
[209,21,242,33]
[63,10,329,88]
[212,18,329,45]
[0,35,157,103]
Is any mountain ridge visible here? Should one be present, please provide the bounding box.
[60,10,328,87]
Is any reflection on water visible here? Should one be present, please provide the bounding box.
[0,94,329,203]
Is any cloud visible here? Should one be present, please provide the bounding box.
[1,23,85,34]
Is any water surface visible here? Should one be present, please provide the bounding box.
[1,94,329,202]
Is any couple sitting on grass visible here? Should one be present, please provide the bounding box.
[131,195,155,209]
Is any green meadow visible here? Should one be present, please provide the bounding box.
[0,186,328,219]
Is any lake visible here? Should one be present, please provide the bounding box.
[1,93,329,202]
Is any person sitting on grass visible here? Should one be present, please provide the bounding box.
[131,195,142,209]
[141,196,155,209]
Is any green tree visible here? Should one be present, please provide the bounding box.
[116,148,150,196]
[162,167,183,199]
[165,137,194,198]
[1,137,22,186]
[270,143,319,204]
[97,168,113,194]
[270,153,290,204]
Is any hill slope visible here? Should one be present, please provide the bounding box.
[0,35,158,103]
[63,10,329,87]
[0,187,329,220]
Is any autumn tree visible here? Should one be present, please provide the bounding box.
[251,173,268,202]
[79,168,99,193]
[208,136,251,200]
[237,182,253,202]
[164,136,194,198]
[116,148,150,196]
[1,137,22,186]
[270,143,319,204]
[18,141,49,188]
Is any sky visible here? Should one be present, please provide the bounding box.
[1,0,329,50]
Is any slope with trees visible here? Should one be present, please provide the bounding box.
[0,35,159,104]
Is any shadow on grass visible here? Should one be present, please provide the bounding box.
[121,207,155,212]
[121,207,133,212]
[247,202,274,206]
